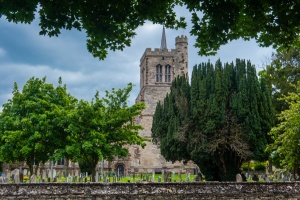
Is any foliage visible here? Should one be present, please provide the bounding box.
[1,1,300,59]
[152,59,274,181]
[259,48,300,115]
[254,163,266,171]
[0,77,76,175]
[266,82,300,176]
[63,83,146,181]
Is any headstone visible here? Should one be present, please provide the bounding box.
[53,169,57,178]
[178,170,182,182]
[161,170,164,182]
[283,175,288,182]
[0,177,3,183]
[6,169,10,182]
[158,176,161,183]
[4,178,9,184]
[19,172,23,183]
[95,172,99,183]
[42,170,47,180]
[185,175,189,182]
[241,173,247,182]
[30,174,37,183]
[163,171,168,182]
[236,174,243,182]
[14,173,20,184]
[193,175,201,182]
[252,174,259,182]
[23,169,28,176]
[152,170,155,182]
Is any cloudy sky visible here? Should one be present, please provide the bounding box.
[0,9,273,111]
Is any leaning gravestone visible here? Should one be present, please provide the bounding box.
[236,174,243,182]
[30,174,37,183]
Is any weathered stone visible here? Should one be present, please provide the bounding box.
[0,182,299,199]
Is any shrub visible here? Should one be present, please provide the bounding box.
[254,163,266,171]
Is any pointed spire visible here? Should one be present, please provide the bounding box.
[160,26,167,51]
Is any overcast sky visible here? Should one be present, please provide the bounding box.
[0,9,273,111]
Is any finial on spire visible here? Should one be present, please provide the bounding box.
[160,26,167,51]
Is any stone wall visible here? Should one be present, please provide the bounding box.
[0,182,299,199]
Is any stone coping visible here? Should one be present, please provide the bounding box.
[0,182,299,199]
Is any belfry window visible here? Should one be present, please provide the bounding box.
[165,65,171,82]
[57,158,65,165]
[156,64,162,82]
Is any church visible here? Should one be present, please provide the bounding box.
[109,27,195,176]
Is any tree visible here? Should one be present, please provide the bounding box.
[1,1,300,59]
[0,77,75,176]
[152,59,274,181]
[64,83,146,181]
[266,83,300,177]
[259,48,300,114]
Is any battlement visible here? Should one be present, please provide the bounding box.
[175,35,188,44]
[140,48,176,62]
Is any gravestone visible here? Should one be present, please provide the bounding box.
[23,169,28,176]
[241,173,247,182]
[14,173,20,184]
[161,170,164,182]
[95,172,99,183]
[53,169,57,179]
[152,170,155,182]
[42,170,47,180]
[236,174,243,182]
[30,174,37,183]
[193,175,201,182]
[158,176,161,183]
[6,169,10,182]
[252,174,259,182]
[19,172,23,183]
[178,170,182,182]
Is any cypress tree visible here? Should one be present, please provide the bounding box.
[152,59,274,181]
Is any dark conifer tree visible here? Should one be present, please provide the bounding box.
[152,59,274,181]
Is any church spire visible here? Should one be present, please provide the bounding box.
[160,26,167,50]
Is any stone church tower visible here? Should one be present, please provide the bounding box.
[121,28,194,174]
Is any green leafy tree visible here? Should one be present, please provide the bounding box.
[266,83,300,177]
[64,83,146,181]
[152,59,274,181]
[0,77,75,175]
[259,48,300,114]
[1,1,300,59]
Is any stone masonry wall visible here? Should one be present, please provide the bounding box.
[0,182,299,199]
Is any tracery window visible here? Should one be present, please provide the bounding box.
[165,65,171,82]
[156,64,162,82]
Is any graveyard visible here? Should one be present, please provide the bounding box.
[0,167,300,199]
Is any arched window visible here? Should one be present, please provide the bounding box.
[57,158,65,165]
[165,65,171,82]
[156,64,162,82]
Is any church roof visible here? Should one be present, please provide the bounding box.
[160,27,167,50]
